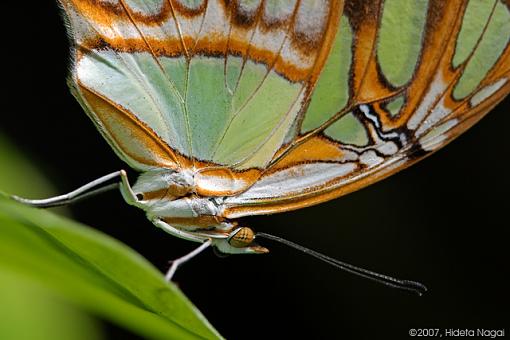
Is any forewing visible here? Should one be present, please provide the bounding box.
[223,0,510,218]
[61,0,192,170]
[60,0,343,173]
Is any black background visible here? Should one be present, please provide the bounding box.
[1,2,509,339]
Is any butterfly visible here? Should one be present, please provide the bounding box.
[13,0,510,293]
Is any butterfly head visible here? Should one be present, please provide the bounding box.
[212,226,269,255]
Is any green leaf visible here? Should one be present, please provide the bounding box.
[0,194,223,340]
[0,268,105,340]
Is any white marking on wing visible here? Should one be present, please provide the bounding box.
[415,96,451,137]
[123,0,165,16]
[419,119,459,151]
[360,104,400,139]
[231,162,357,201]
[376,141,398,155]
[280,38,315,69]
[194,172,250,194]
[359,150,384,167]
[238,0,261,16]
[470,78,508,106]
[294,0,328,43]
[340,150,359,162]
[407,72,448,130]
[251,26,287,55]
[263,0,297,24]
[196,0,229,41]
[70,0,314,71]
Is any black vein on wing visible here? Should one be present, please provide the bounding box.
[75,10,182,155]
[415,0,499,139]
[211,0,304,164]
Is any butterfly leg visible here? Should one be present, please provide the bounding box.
[150,219,215,281]
[11,170,135,208]
[165,240,212,281]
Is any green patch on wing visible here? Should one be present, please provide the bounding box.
[213,62,302,167]
[377,0,428,87]
[301,15,353,133]
[182,56,303,168]
[225,56,244,95]
[453,0,510,99]
[325,112,368,146]
[80,46,307,169]
[385,95,405,117]
[452,0,495,68]
[187,56,232,160]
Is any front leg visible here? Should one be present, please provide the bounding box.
[11,170,135,208]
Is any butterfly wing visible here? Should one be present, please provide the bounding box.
[62,0,510,217]
[60,0,343,175]
[222,0,510,218]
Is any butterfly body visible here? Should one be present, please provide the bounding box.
[56,0,510,255]
[123,167,267,254]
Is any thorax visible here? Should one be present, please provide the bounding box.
[130,169,236,232]
[126,169,267,254]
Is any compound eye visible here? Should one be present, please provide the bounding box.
[228,227,255,248]
[135,193,144,201]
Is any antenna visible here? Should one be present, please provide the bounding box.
[256,232,427,296]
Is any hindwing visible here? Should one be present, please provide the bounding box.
[223,0,510,217]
